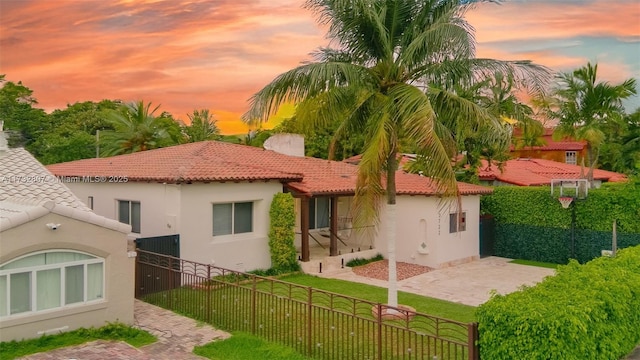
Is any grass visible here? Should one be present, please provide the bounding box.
[509,259,561,269]
[194,332,311,360]
[278,273,477,322]
[0,322,156,360]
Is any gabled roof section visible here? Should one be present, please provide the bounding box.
[48,141,303,183]
[48,141,492,197]
[478,158,627,186]
[0,148,91,210]
[0,196,130,233]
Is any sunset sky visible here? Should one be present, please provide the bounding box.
[1,0,638,134]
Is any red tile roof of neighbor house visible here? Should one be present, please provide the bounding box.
[47,141,492,197]
[511,127,586,151]
[478,158,628,186]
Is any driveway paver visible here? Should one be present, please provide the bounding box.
[317,256,556,306]
[18,300,230,360]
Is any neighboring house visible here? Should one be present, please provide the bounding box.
[478,158,627,187]
[0,146,135,342]
[511,127,587,165]
[47,141,492,271]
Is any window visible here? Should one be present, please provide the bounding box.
[449,212,466,233]
[88,196,94,210]
[308,197,329,229]
[565,151,577,165]
[212,202,253,236]
[118,200,140,233]
[0,251,104,318]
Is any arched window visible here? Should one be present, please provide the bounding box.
[0,251,104,317]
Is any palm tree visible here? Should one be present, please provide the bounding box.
[100,101,176,156]
[550,62,637,183]
[183,109,221,143]
[243,0,549,307]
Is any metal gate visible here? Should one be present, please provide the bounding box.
[479,215,496,258]
[134,234,180,257]
[135,234,181,298]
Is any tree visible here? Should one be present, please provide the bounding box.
[550,62,637,183]
[243,0,548,307]
[182,109,221,143]
[599,108,640,174]
[99,101,181,156]
[0,75,48,147]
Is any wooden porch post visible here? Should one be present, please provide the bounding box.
[330,196,338,256]
[300,196,310,262]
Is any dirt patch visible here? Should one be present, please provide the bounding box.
[351,260,432,281]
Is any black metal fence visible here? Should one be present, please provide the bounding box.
[135,249,479,360]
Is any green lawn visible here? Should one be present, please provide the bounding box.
[278,273,477,322]
[194,332,311,360]
[508,259,561,269]
[0,323,156,360]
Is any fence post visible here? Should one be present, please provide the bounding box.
[168,256,174,309]
[206,264,211,323]
[307,286,313,357]
[252,275,257,334]
[468,322,479,360]
[377,303,383,360]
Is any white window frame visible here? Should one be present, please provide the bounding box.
[449,212,467,233]
[212,201,254,236]
[117,200,141,233]
[309,197,330,230]
[565,151,577,165]
[0,250,105,319]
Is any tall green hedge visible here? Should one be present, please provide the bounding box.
[481,180,640,263]
[268,193,299,272]
[477,245,640,360]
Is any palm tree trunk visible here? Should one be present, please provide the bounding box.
[386,152,398,307]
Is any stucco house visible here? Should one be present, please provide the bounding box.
[511,127,587,165]
[0,145,135,341]
[47,140,492,272]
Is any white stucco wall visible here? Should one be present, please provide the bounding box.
[64,181,181,238]
[65,181,283,271]
[0,213,134,342]
[179,182,283,271]
[378,195,481,268]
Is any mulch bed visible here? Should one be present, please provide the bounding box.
[351,260,433,281]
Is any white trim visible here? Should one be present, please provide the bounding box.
[0,250,105,319]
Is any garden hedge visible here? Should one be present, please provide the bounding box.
[481,180,640,263]
[476,245,640,360]
[268,193,299,272]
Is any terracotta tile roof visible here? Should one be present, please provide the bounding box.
[478,158,628,186]
[511,127,586,151]
[0,148,90,210]
[48,141,492,197]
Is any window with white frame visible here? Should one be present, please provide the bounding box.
[308,197,329,229]
[118,200,140,233]
[449,212,467,233]
[565,151,577,165]
[212,202,253,236]
[0,251,104,318]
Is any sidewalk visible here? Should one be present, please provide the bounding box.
[315,256,555,306]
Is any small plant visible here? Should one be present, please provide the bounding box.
[345,253,384,267]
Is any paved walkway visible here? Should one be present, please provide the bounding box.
[19,300,230,360]
[317,256,556,306]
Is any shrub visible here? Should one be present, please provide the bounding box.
[345,253,384,267]
[476,245,640,360]
[268,193,299,272]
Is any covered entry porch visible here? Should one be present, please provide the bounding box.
[292,194,375,263]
